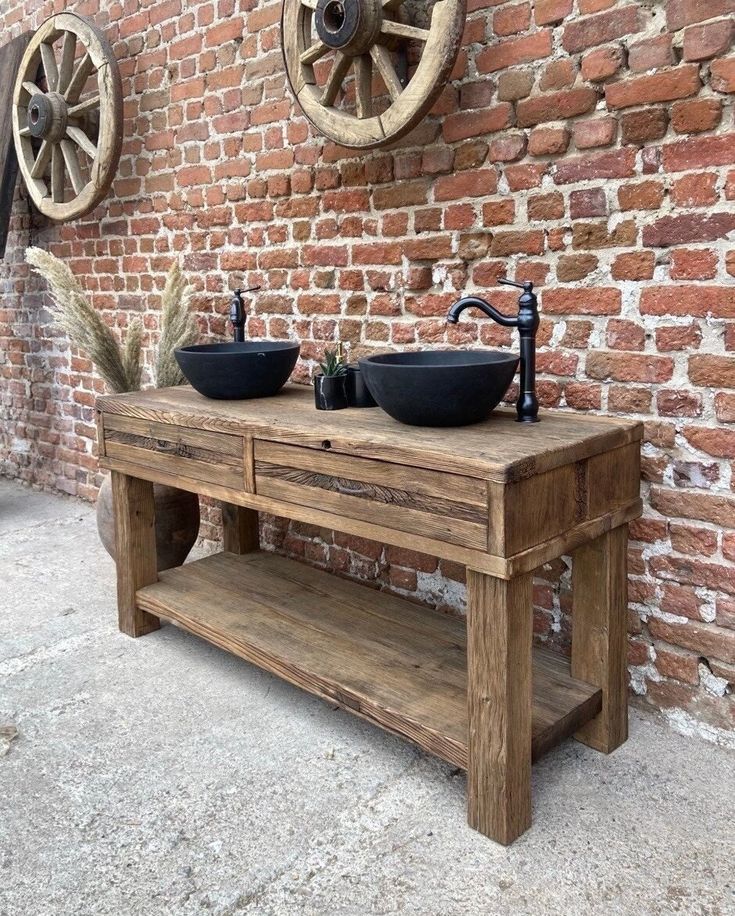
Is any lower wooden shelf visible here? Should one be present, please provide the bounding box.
[136,551,602,767]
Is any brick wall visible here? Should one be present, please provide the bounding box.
[1,0,734,742]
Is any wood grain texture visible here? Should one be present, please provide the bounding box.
[222,503,259,555]
[98,385,643,484]
[571,525,629,753]
[111,471,159,637]
[0,33,31,258]
[137,552,601,768]
[466,569,533,845]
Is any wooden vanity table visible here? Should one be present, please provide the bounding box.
[97,385,642,845]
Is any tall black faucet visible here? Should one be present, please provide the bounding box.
[446,278,540,423]
[229,286,261,342]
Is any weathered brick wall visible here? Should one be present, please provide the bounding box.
[1,0,734,742]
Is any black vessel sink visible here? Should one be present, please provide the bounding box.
[358,350,519,427]
[175,341,300,400]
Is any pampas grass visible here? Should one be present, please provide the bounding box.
[26,249,198,393]
[26,246,138,393]
[155,260,199,388]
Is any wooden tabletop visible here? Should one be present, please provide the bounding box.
[98,384,643,483]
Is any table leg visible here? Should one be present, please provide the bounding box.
[466,569,533,845]
[222,503,259,554]
[571,525,628,753]
[111,471,159,638]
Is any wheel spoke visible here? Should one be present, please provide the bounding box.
[30,139,53,179]
[40,42,59,91]
[355,55,372,119]
[60,139,85,194]
[381,20,430,41]
[51,145,65,203]
[66,125,98,160]
[64,52,94,103]
[68,94,101,117]
[57,31,77,95]
[300,40,329,66]
[382,0,404,10]
[22,80,43,97]
[301,0,318,9]
[18,126,31,137]
[370,44,402,101]
[320,52,351,107]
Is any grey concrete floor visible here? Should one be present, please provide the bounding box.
[0,477,733,916]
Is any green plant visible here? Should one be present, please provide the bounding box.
[318,348,347,378]
[26,248,198,393]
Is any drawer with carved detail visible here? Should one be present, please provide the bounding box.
[102,414,245,490]
[253,439,488,550]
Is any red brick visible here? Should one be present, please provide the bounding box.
[671,98,723,133]
[655,647,700,685]
[628,35,675,72]
[496,71,534,101]
[557,254,598,281]
[570,188,607,219]
[642,286,735,318]
[573,117,617,149]
[535,0,573,25]
[663,134,735,171]
[442,104,513,142]
[649,618,735,665]
[434,169,498,200]
[651,487,735,528]
[488,133,528,162]
[657,390,703,418]
[517,87,598,126]
[540,59,577,90]
[666,0,735,30]
[671,173,718,207]
[715,393,735,422]
[555,148,636,183]
[606,318,645,350]
[489,230,545,256]
[684,427,735,458]
[656,324,703,351]
[689,355,735,388]
[611,251,655,280]
[605,64,701,109]
[505,163,548,190]
[581,45,625,82]
[643,214,735,248]
[620,108,669,144]
[683,18,735,62]
[618,181,665,210]
[562,5,643,53]
[670,248,718,280]
[527,192,565,220]
[711,56,735,93]
[482,199,516,225]
[494,2,531,35]
[572,219,637,248]
[586,351,674,383]
[543,288,622,315]
[476,30,553,73]
[528,126,570,156]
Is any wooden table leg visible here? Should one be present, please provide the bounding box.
[222,503,259,554]
[466,569,533,845]
[111,471,159,638]
[571,525,628,753]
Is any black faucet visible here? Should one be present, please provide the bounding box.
[446,278,540,423]
[229,286,261,342]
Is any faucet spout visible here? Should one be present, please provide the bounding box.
[446,281,540,423]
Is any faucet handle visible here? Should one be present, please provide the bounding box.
[498,277,533,292]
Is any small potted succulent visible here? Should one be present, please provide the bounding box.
[314,346,348,410]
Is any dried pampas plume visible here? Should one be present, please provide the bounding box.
[155,260,199,388]
[26,246,141,394]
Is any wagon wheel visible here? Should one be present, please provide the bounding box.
[12,13,122,222]
[282,0,466,149]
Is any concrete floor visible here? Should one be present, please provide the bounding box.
[0,478,733,916]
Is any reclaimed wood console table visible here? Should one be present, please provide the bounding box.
[97,385,642,845]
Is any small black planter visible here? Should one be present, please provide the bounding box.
[314,374,348,410]
[346,364,377,408]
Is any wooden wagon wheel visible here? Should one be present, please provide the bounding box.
[11,13,122,222]
[282,0,466,149]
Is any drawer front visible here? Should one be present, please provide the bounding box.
[103,414,246,490]
[254,440,488,550]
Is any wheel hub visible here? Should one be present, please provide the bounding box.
[27,92,68,143]
[314,0,382,55]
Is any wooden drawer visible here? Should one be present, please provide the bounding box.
[102,414,246,490]
[254,440,488,550]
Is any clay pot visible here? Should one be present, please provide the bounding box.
[96,475,200,571]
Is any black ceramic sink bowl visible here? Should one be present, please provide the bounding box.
[358,350,519,427]
[175,341,300,400]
